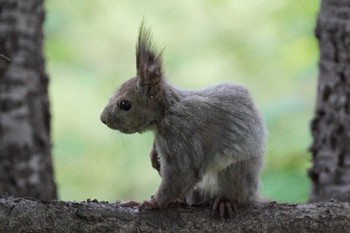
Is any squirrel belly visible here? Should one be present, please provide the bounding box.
[191,155,235,205]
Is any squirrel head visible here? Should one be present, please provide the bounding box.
[101,23,166,134]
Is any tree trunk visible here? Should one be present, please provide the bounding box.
[0,194,349,233]
[309,0,350,202]
[0,0,56,200]
[0,54,10,75]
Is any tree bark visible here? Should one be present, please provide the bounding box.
[0,54,10,76]
[0,0,56,200]
[0,194,349,233]
[309,0,350,202]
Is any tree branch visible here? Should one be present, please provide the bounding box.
[0,194,349,232]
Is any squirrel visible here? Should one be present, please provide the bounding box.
[100,22,266,218]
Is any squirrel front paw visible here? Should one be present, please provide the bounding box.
[150,146,161,174]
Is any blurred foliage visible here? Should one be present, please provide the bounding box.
[45,0,319,203]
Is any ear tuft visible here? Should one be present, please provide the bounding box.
[136,21,164,96]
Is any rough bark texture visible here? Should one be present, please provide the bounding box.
[0,54,10,76]
[0,0,56,200]
[0,194,349,233]
[309,0,350,202]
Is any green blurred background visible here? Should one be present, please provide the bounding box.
[45,0,319,203]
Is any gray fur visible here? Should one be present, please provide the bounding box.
[101,23,266,208]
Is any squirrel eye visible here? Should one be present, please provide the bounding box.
[120,100,132,111]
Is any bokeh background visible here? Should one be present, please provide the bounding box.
[45,0,319,203]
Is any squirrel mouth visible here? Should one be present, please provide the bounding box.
[107,123,135,134]
[118,128,136,134]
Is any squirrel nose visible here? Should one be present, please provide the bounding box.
[100,112,108,125]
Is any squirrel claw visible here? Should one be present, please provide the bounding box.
[138,199,159,210]
[117,200,140,208]
[211,197,237,219]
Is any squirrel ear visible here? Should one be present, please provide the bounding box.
[136,22,164,97]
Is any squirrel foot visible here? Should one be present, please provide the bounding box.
[211,197,237,219]
[138,198,160,210]
[117,200,140,208]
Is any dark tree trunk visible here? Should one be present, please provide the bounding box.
[0,54,10,75]
[0,0,56,200]
[309,0,350,202]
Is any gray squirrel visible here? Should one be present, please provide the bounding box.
[100,23,266,218]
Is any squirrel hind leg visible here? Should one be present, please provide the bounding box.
[217,159,261,205]
[185,187,210,207]
[209,159,261,219]
[185,187,237,219]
